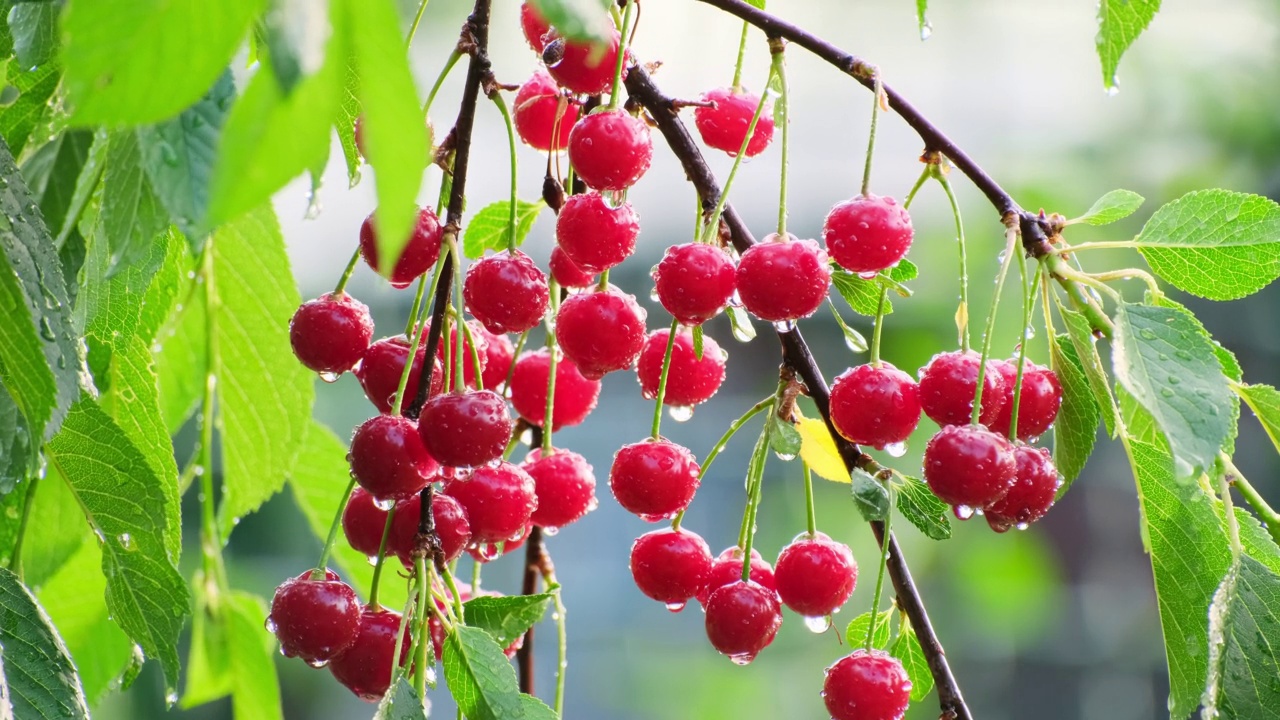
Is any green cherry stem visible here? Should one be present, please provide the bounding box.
[700,65,775,244]
[439,559,466,621]
[933,166,971,352]
[314,478,357,582]
[860,75,884,197]
[772,45,789,237]
[332,247,362,296]
[423,50,464,118]
[730,21,750,89]
[457,312,485,389]
[607,0,638,111]
[1006,257,1044,442]
[596,269,610,291]
[450,239,466,392]
[802,463,817,536]
[367,505,398,611]
[671,395,774,531]
[198,241,230,590]
[489,93,521,251]
[503,330,530,392]
[863,509,892,651]
[900,166,929,211]
[412,555,432,697]
[738,426,771,578]
[869,285,889,366]
[1221,453,1280,545]
[969,226,1019,426]
[406,0,431,49]
[390,270,437,417]
[542,279,563,454]
[650,318,681,440]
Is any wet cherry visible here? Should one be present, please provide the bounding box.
[629,527,714,609]
[735,234,831,322]
[774,531,858,618]
[556,190,640,273]
[359,208,444,288]
[269,569,362,665]
[609,439,701,521]
[653,242,737,325]
[567,109,653,192]
[522,448,597,529]
[822,194,914,275]
[509,348,602,430]
[290,293,374,376]
[555,287,648,379]
[823,649,912,720]
[829,363,922,451]
[703,580,783,664]
[694,86,775,157]
[418,390,514,468]
[463,249,550,335]
[348,415,438,502]
[636,328,727,408]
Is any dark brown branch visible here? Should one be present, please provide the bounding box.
[516,525,545,694]
[627,66,972,720]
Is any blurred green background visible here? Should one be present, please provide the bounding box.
[95,0,1280,717]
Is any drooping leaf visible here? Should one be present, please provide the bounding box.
[335,58,361,187]
[20,129,93,240]
[258,0,331,96]
[1111,302,1231,478]
[895,475,951,541]
[843,608,892,649]
[1236,383,1280,455]
[725,304,755,342]
[915,0,929,40]
[1132,190,1280,301]
[851,468,890,522]
[529,0,613,44]
[180,572,232,708]
[827,301,868,353]
[7,1,60,68]
[0,566,90,719]
[12,465,85,590]
[767,417,802,459]
[829,259,917,316]
[101,130,169,276]
[374,677,430,720]
[1202,555,1280,719]
[226,591,284,720]
[889,623,933,702]
[1096,0,1161,91]
[0,379,30,495]
[795,415,846,483]
[0,64,59,157]
[442,625,527,720]
[62,0,262,124]
[1073,189,1144,226]
[1059,304,1117,435]
[462,593,554,650]
[53,129,106,249]
[462,199,545,259]
[1050,334,1099,489]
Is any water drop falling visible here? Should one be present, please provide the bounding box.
[773,449,797,462]
[803,615,831,634]
[543,526,560,537]
[919,20,933,40]
[882,442,907,458]
[318,371,340,384]
[665,601,687,613]
[668,405,695,422]
[728,652,757,666]
[165,692,179,708]
[372,496,395,511]
[953,504,974,520]
[772,319,796,333]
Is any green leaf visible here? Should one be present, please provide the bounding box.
[726,304,755,342]
[529,0,614,44]
[226,591,284,720]
[343,0,428,276]
[0,138,83,444]
[844,609,892,649]
[462,593,554,650]
[62,0,262,124]
[1096,0,1161,91]
[1059,304,1117,436]
[827,301,867,353]
[257,0,330,96]
[1050,334,1099,489]
[767,418,802,459]
[0,380,30,495]
[0,64,59,157]
[443,625,527,720]
[463,199,545,259]
[13,465,85,589]
[0,566,90,719]
[915,0,929,39]
[153,240,205,433]
[102,130,169,276]
[851,468,890,522]
[335,59,362,188]
[692,324,703,360]
[21,130,93,240]
[895,475,951,540]
[1074,189,1144,226]
[1111,302,1231,478]
[136,71,235,244]
[8,1,59,68]
[889,623,933,702]
[829,259,917,316]
[1133,190,1280,301]
[180,572,232,708]
[374,677,429,720]
[53,129,106,249]
[44,396,190,693]
[1203,555,1280,718]
[1237,384,1280,455]
[519,694,559,720]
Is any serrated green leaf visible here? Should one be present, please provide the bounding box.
[895,476,950,540]
[62,0,262,124]
[0,64,58,157]
[335,58,361,187]
[768,418,802,459]
[844,609,892,649]
[851,468,890,522]
[375,677,429,720]
[53,129,106,249]
[443,625,527,720]
[136,71,235,244]
[889,624,933,702]
[102,130,169,276]
[1133,190,1280,301]
[829,259,917,316]
[21,130,93,240]
[1112,302,1232,478]
[13,465,85,589]
[692,324,703,360]
[1059,304,1116,435]
[529,0,613,44]
[519,694,559,720]
[1096,0,1161,91]
[462,593,554,650]
[180,572,232,708]
[463,199,545,259]
[1050,334,1099,489]
[1074,188,1144,226]
[258,0,329,96]
[0,566,90,719]
[152,236,204,433]
[8,1,59,68]
[227,591,284,720]
[1237,384,1280,455]
[0,381,29,494]
[1203,555,1280,719]
[44,396,189,693]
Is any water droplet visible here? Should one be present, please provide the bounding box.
[804,615,831,633]
[38,316,56,341]
[773,450,796,462]
[665,601,687,613]
[1167,376,1181,385]
[881,442,907,458]
[165,691,179,707]
[1138,328,1157,341]
[159,143,180,166]
[372,496,395,511]
[318,371,340,383]
[919,20,933,40]
[1104,83,1120,97]
[543,526,560,537]
[1160,388,1175,398]
[953,504,974,520]
[117,533,134,551]
[667,405,695,422]
[305,657,329,668]
[728,652,757,666]
[772,320,796,332]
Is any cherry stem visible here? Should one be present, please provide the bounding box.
[332,247,361,296]
[700,66,774,244]
[390,270,438,417]
[1221,453,1280,545]
[901,166,929,211]
[388,587,420,692]
[730,20,750,89]
[313,478,357,581]
[367,504,398,611]
[489,93,521,252]
[859,75,883,198]
[932,166,971,352]
[738,425,771,578]
[1007,256,1043,442]
[542,279,563,453]
[196,242,231,590]
[456,312,485,390]
[450,239,466,393]
[650,319,681,440]
[673,395,773,531]
[1219,461,1244,560]
[969,225,1019,426]
[412,555,432,697]
[423,50,464,119]
[607,0,638,111]
[869,285,888,366]
[551,579,568,715]
[596,268,609,291]
[503,330,530,392]
[863,507,892,651]
[406,0,431,49]
[771,44,789,237]
[802,463,817,536]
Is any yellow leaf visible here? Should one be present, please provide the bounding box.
[795,413,849,483]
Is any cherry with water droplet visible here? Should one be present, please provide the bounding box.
[703,580,783,663]
[269,569,361,664]
[822,194,914,275]
[609,439,701,521]
[359,208,444,288]
[774,531,858,617]
[636,328,727,407]
[629,527,713,607]
[694,86,775,157]
[823,649,912,720]
[290,293,374,376]
[829,363,922,450]
[735,234,831,322]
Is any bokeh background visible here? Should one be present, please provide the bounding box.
[96,0,1280,717]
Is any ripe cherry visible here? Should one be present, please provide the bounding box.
[359,208,444,288]
[823,649,912,720]
[522,448,597,529]
[513,70,579,151]
[636,329,727,407]
[985,445,1059,532]
[444,462,538,544]
[433,320,490,390]
[703,580,783,664]
[355,336,443,415]
[550,246,595,289]
[822,194,914,275]
[697,546,777,606]
[917,350,1005,428]
[342,488,390,558]
[556,191,640,273]
[418,390,514,468]
[609,439,701,521]
[735,234,831,322]
[652,242,737,325]
[989,359,1063,440]
[509,348,601,430]
[290,293,374,376]
[463,249,550,335]
[269,569,361,665]
[349,415,438,501]
[829,363,922,451]
[475,326,515,391]
[387,491,471,566]
[545,31,626,96]
[694,86,775,157]
[629,527,714,609]
[567,109,653,192]
[774,532,858,618]
[555,287,648,379]
[328,607,412,702]
[923,424,1017,511]
[519,1,551,51]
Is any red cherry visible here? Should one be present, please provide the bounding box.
[509,348,602,430]
[468,522,533,563]
[522,448,597,529]
[829,363,922,450]
[608,439,700,521]
[268,569,362,664]
[463,250,550,335]
[290,293,374,376]
[387,491,471,566]
[735,234,832,322]
[918,350,1005,429]
[555,191,640,273]
[653,242,737,325]
[567,109,653,191]
[694,86,775,157]
[636,329,727,407]
[359,208,444,288]
[822,194,914,275]
[342,487,390,558]
[704,580,783,664]
[349,416,438,502]
[697,546,777,606]
[513,70,579,152]
[418,390,514,468]
[989,359,1063,441]
[475,327,515,391]
[923,424,1017,511]
[985,445,1059,532]
[328,607,412,702]
[519,1,552,51]
[555,287,648,379]
[629,527,714,609]
[823,649,912,720]
[550,246,596,289]
[444,462,538,544]
[545,31,626,96]
[774,531,858,618]
[355,336,444,416]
